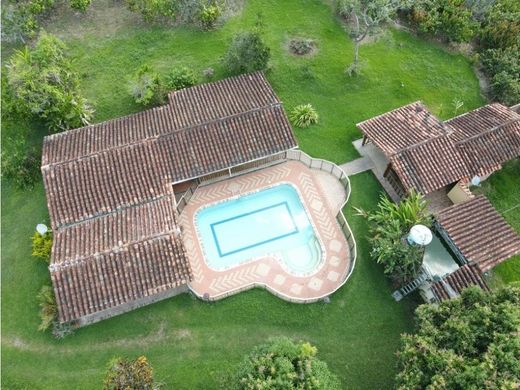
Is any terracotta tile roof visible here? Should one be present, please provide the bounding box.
[357,101,520,195]
[42,72,296,323]
[356,101,449,155]
[389,136,470,195]
[436,196,520,272]
[446,103,520,142]
[456,119,520,177]
[430,264,489,302]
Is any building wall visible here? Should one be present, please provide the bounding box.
[77,285,189,327]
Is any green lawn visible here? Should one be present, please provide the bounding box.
[2,0,486,388]
[476,159,520,285]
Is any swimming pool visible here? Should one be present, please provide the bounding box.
[195,184,322,274]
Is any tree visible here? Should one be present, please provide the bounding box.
[405,0,477,43]
[230,337,341,389]
[5,31,93,132]
[222,31,270,75]
[396,286,520,389]
[336,0,402,74]
[480,45,520,106]
[480,0,520,50]
[355,190,432,284]
[104,356,160,390]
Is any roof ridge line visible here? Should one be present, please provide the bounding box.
[42,102,283,169]
[356,100,423,127]
[49,230,180,270]
[454,118,520,145]
[53,193,176,231]
[391,133,447,156]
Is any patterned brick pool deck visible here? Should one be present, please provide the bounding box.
[178,160,352,302]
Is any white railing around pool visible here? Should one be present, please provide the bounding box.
[177,149,358,302]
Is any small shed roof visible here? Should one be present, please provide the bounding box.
[430,264,490,302]
[436,196,520,272]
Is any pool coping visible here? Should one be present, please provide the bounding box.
[192,181,328,278]
[179,158,355,303]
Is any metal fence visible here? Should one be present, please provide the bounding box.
[176,179,200,214]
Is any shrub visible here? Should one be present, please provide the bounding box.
[289,38,314,55]
[199,1,222,30]
[5,31,94,132]
[1,137,40,189]
[104,356,159,390]
[125,0,176,23]
[222,31,270,75]
[52,321,74,339]
[289,104,319,128]
[406,0,477,43]
[480,0,520,50]
[69,0,91,12]
[202,67,215,79]
[37,285,57,332]
[396,286,520,389]
[480,46,520,105]
[130,65,166,106]
[166,66,198,90]
[231,337,341,390]
[356,191,432,284]
[31,231,53,262]
[1,0,55,42]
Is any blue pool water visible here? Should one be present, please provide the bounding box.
[196,184,322,274]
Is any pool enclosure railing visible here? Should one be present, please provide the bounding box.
[175,148,358,302]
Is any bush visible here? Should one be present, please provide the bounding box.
[289,104,319,128]
[356,191,432,284]
[406,0,477,43]
[52,321,74,339]
[222,31,270,75]
[1,137,40,189]
[1,0,55,42]
[69,0,91,12]
[199,1,222,30]
[480,0,520,50]
[202,67,215,79]
[104,356,159,390]
[125,0,176,23]
[480,46,520,105]
[166,66,198,90]
[231,337,341,390]
[5,31,94,132]
[31,231,53,262]
[289,38,314,55]
[37,285,57,332]
[396,286,520,389]
[130,65,166,106]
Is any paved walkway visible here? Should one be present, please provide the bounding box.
[339,156,374,175]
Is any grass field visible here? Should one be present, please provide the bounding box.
[476,159,520,285]
[1,0,486,388]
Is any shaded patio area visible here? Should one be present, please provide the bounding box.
[178,160,353,302]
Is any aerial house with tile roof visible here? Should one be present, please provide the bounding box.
[357,101,520,303]
[42,72,300,326]
[42,72,356,327]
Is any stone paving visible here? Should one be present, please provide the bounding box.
[179,160,351,302]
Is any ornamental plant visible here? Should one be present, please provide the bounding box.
[230,337,341,390]
[104,356,160,390]
[1,136,41,189]
[37,285,57,332]
[289,104,319,128]
[355,190,432,284]
[166,66,198,90]
[199,1,222,30]
[31,231,53,263]
[130,65,167,106]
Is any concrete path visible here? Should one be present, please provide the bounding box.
[339,156,374,176]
